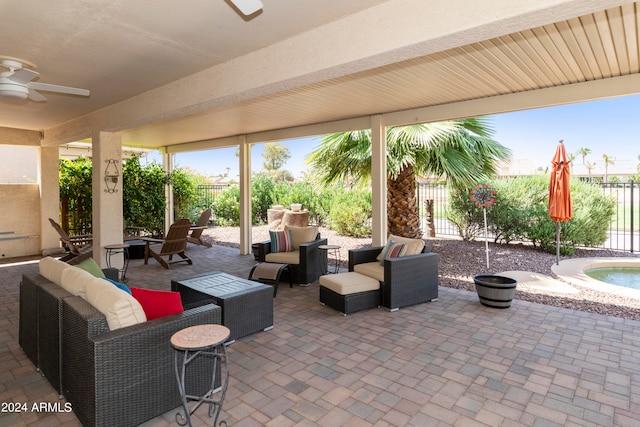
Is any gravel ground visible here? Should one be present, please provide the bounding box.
[203,225,640,320]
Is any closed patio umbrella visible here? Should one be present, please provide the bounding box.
[548,140,572,265]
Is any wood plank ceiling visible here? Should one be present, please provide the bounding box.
[130,2,640,149]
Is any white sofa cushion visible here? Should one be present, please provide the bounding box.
[265,250,300,265]
[85,276,146,330]
[60,266,95,297]
[39,256,70,285]
[319,272,379,295]
[353,262,384,282]
[285,225,318,250]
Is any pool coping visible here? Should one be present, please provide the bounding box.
[551,257,640,300]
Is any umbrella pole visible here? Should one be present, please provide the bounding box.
[484,207,489,269]
[556,222,560,265]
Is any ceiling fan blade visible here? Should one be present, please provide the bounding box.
[230,0,263,15]
[28,88,47,102]
[9,68,39,84]
[28,82,90,97]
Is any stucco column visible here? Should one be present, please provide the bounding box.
[370,115,387,246]
[163,151,175,236]
[239,136,252,255]
[39,145,62,254]
[92,131,123,267]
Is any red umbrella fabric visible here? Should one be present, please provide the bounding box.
[548,141,572,222]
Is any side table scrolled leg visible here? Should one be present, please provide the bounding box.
[171,325,230,427]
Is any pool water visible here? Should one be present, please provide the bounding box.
[585,267,640,290]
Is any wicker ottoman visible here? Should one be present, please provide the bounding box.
[319,272,380,315]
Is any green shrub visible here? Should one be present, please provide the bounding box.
[448,175,616,254]
[328,190,372,237]
[211,185,240,226]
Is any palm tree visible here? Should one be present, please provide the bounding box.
[308,118,511,238]
[576,147,591,165]
[602,153,614,182]
[586,161,596,181]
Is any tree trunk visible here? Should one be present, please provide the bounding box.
[387,165,422,238]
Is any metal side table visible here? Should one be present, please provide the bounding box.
[104,243,130,282]
[318,244,341,274]
[171,324,230,427]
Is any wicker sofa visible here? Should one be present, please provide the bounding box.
[348,236,439,311]
[19,258,221,427]
[253,225,327,284]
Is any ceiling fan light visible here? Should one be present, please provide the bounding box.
[0,82,29,99]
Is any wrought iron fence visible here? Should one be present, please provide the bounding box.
[417,181,640,253]
[196,184,229,207]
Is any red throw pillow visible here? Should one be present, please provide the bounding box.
[130,288,184,321]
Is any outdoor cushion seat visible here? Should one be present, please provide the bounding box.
[265,250,301,265]
[319,272,380,315]
[352,262,384,282]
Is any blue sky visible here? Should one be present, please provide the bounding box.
[165,94,640,178]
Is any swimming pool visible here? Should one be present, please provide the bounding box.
[585,266,640,290]
[551,257,640,301]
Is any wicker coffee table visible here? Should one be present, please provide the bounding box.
[171,271,273,341]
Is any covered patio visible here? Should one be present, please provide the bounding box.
[3,243,640,426]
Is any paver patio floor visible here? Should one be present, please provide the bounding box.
[2,243,640,426]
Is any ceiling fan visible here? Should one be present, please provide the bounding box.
[0,58,90,102]
[229,0,263,16]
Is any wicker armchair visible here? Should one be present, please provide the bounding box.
[254,226,327,285]
[348,243,438,310]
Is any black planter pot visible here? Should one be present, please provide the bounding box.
[473,275,517,308]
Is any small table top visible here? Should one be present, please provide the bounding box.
[171,324,230,351]
[176,271,271,298]
[104,243,130,249]
[318,244,341,250]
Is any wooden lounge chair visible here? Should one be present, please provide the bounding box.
[187,208,212,247]
[142,218,193,269]
[48,218,93,262]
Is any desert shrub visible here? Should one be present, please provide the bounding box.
[251,173,276,224]
[448,175,616,254]
[327,189,372,237]
[211,185,240,226]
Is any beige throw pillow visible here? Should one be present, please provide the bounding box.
[285,225,318,250]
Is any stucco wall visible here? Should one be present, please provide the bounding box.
[0,184,41,258]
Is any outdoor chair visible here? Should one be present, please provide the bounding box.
[187,208,212,247]
[253,225,327,285]
[348,235,438,310]
[48,218,93,262]
[142,218,193,269]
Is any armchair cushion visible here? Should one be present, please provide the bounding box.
[285,225,318,250]
[265,250,300,265]
[130,288,184,321]
[269,229,293,253]
[354,262,384,282]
